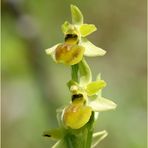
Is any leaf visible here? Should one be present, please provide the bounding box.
[80,24,97,37]
[86,80,106,96]
[43,128,62,140]
[89,97,117,112]
[91,130,108,148]
[81,38,106,57]
[52,140,67,148]
[71,5,83,25]
[61,21,71,34]
[79,58,92,86]
[45,43,61,62]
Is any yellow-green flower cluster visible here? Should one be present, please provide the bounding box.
[44,5,117,148]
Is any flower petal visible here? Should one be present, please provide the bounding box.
[89,97,117,112]
[81,38,106,57]
[45,44,60,55]
[45,44,61,62]
[61,21,71,34]
[80,24,97,37]
[86,80,106,96]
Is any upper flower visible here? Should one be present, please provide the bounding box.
[45,5,106,65]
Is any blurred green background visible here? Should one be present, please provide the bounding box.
[1,0,147,148]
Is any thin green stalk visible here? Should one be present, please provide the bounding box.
[71,64,79,82]
[85,112,94,148]
[65,135,75,148]
[70,62,94,148]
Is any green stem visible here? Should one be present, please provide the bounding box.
[69,61,94,148]
[71,64,79,82]
[85,112,94,148]
[65,135,75,148]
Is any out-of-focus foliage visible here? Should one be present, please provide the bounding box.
[1,0,146,148]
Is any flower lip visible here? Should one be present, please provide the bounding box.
[55,43,85,65]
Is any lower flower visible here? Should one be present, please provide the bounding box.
[63,98,92,129]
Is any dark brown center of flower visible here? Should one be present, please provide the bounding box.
[72,94,83,102]
[65,34,78,41]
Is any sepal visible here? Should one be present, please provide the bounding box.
[89,97,117,112]
[71,5,83,25]
[81,38,106,57]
